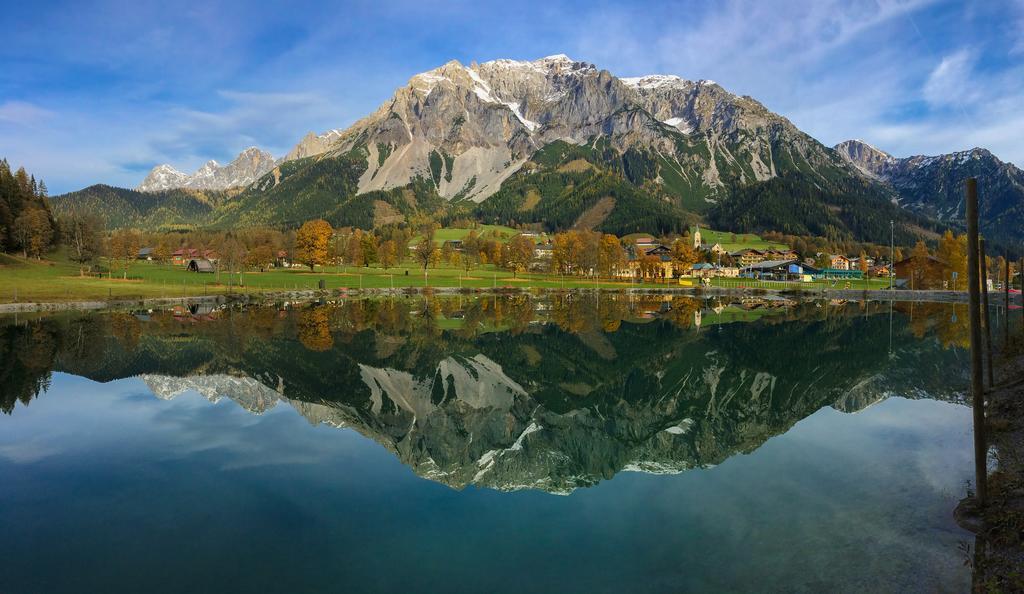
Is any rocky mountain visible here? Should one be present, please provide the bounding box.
[137,147,276,192]
[835,139,1024,244]
[282,55,856,205]
[207,54,917,239]
[54,55,1017,242]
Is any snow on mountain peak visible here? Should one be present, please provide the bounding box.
[621,74,688,90]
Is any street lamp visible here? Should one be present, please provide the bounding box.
[889,220,894,290]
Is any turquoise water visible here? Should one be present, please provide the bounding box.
[0,296,976,593]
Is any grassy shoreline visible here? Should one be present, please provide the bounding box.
[0,250,919,307]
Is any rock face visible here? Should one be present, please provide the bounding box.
[137,147,276,192]
[283,54,852,203]
[835,139,1024,242]
[283,130,343,161]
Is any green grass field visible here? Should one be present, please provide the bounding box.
[692,227,789,252]
[415,224,521,246]
[0,249,680,303]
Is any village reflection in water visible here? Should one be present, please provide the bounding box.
[1,293,970,494]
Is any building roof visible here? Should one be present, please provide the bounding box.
[746,258,798,270]
[894,255,949,266]
[692,263,715,270]
[187,258,215,272]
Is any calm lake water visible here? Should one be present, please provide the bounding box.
[0,295,978,593]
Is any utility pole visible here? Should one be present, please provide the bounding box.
[965,178,987,506]
[890,220,894,290]
[1005,248,1011,349]
[980,239,994,388]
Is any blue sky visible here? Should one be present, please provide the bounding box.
[1,0,1022,194]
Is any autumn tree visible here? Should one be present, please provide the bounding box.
[60,211,104,275]
[908,240,932,289]
[597,234,624,278]
[934,230,967,289]
[346,230,364,267]
[108,229,142,279]
[359,232,378,267]
[295,219,333,271]
[245,244,275,272]
[379,239,397,270]
[13,209,52,258]
[671,238,698,277]
[413,225,436,274]
[503,234,534,277]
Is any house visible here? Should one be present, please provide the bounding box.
[186,258,215,273]
[765,248,798,261]
[893,255,948,289]
[275,250,292,268]
[690,263,740,278]
[869,264,891,278]
[534,243,553,259]
[690,262,716,278]
[172,248,218,266]
[829,255,851,270]
[137,247,155,260]
[706,243,726,255]
[442,239,464,251]
[850,256,875,269]
[731,248,766,267]
[618,243,675,280]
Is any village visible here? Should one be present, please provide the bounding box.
[133,222,985,292]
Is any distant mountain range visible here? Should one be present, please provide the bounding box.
[834,140,1023,244]
[50,55,1022,245]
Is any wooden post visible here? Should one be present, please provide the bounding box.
[1006,249,1011,349]
[965,178,987,506]
[980,239,994,388]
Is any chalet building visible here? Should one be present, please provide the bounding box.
[731,248,766,267]
[829,255,851,270]
[893,255,948,289]
[617,243,675,280]
[690,263,739,278]
[172,248,218,267]
[706,243,726,255]
[137,247,154,260]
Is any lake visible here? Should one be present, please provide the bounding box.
[0,294,977,593]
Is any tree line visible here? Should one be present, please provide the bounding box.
[0,159,58,258]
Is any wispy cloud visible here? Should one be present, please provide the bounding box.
[0,101,54,125]
[144,90,336,165]
[922,49,978,107]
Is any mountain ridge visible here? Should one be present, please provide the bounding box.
[835,139,1024,244]
[50,55,1021,244]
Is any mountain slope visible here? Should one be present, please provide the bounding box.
[835,140,1024,244]
[49,184,224,229]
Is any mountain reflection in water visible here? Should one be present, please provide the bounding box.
[0,294,969,494]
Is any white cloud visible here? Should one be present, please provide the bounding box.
[922,49,978,107]
[0,101,54,125]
